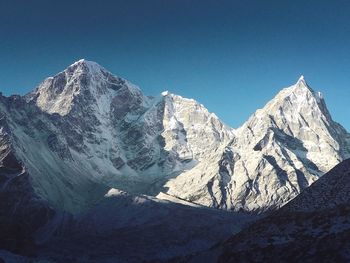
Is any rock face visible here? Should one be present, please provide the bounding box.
[211,159,350,263]
[0,59,234,215]
[1,59,350,261]
[0,60,349,217]
[0,104,54,255]
[164,76,350,212]
[282,158,350,212]
[0,60,237,260]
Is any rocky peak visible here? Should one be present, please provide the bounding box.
[66,59,103,74]
[64,59,117,84]
[27,60,140,116]
[164,77,350,212]
[293,75,324,103]
[160,92,234,162]
[296,74,308,86]
[241,76,333,136]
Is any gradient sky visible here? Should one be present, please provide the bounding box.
[1,0,349,130]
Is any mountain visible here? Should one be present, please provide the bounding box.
[0,60,237,260]
[0,59,232,214]
[1,60,349,217]
[1,59,350,261]
[205,159,350,263]
[164,75,350,212]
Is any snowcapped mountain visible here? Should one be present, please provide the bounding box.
[164,76,350,212]
[0,59,231,214]
[0,59,238,260]
[0,60,349,217]
[1,59,350,262]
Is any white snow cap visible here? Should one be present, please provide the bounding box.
[70,59,102,69]
[67,59,107,77]
[296,75,310,89]
[298,75,305,83]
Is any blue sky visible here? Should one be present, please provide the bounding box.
[0,0,349,130]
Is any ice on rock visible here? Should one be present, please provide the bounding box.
[298,74,305,82]
[1,64,349,215]
[2,60,234,213]
[163,76,350,212]
[161,90,170,96]
[3,62,350,263]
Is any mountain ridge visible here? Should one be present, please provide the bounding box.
[0,59,349,214]
[1,59,350,262]
[164,72,350,212]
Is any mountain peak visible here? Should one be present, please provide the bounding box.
[294,74,312,91]
[27,60,135,116]
[66,59,106,76]
[298,74,305,82]
[243,74,337,142]
[70,58,99,67]
[291,76,326,105]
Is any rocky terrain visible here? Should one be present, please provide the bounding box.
[165,76,350,212]
[0,59,349,262]
[184,159,350,263]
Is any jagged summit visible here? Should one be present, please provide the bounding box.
[4,59,350,214]
[250,75,327,125]
[165,74,350,212]
[26,59,140,116]
[161,90,170,96]
[2,60,350,263]
[68,59,106,75]
[73,58,91,64]
[70,58,97,66]
[297,74,306,84]
[292,75,326,106]
[294,74,317,93]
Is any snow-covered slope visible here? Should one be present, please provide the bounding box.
[1,59,350,262]
[1,60,349,217]
[0,59,233,214]
[164,76,350,212]
[0,102,54,255]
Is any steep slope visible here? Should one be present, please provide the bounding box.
[164,76,350,212]
[2,60,350,262]
[282,158,350,212]
[210,159,350,263]
[0,60,239,260]
[0,98,54,255]
[2,61,349,215]
[1,59,233,214]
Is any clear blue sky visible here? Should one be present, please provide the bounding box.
[0,0,349,130]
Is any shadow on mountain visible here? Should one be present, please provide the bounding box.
[31,193,256,263]
[0,155,54,258]
[186,159,350,263]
